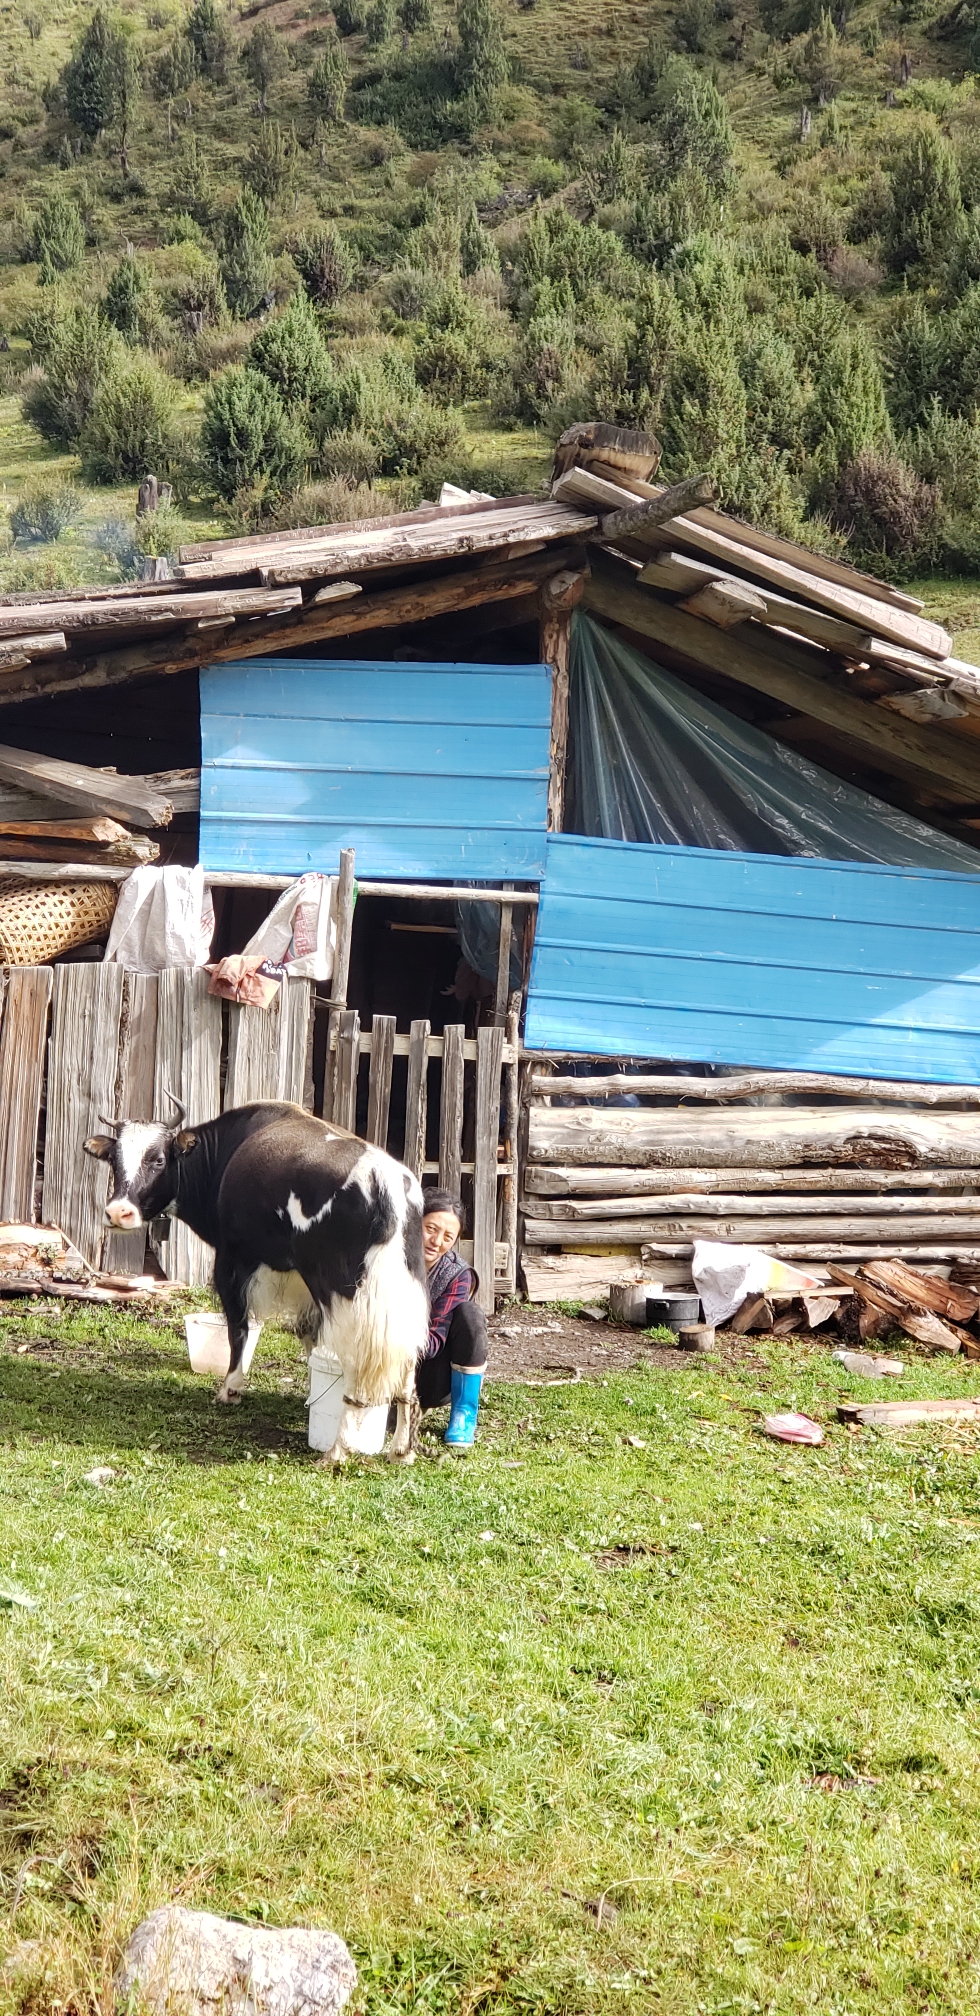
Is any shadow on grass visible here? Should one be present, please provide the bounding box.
[0,1343,311,1465]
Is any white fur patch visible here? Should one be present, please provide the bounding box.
[285,1189,332,1233]
[317,1227,427,1408]
[117,1123,168,1189]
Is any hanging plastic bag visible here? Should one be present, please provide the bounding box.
[241,873,337,980]
[104,866,215,974]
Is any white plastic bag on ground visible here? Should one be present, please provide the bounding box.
[105,866,214,974]
[693,1240,819,1328]
[243,873,336,981]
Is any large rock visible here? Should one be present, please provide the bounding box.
[115,1907,356,2016]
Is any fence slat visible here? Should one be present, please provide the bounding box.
[153,969,222,1287]
[473,1022,505,1312]
[404,1018,430,1179]
[439,1023,466,1197]
[42,964,125,1265]
[225,981,313,1109]
[0,966,52,1223]
[366,1014,395,1147]
[103,972,159,1275]
[334,1008,361,1132]
[325,849,356,1120]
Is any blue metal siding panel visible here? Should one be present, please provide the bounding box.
[525,834,980,1083]
[199,658,552,880]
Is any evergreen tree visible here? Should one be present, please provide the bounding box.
[400,0,433,29]
[62,7,130,139]
[244,122,298,207]
[221,189,274,316]
[307,32,348,123]
[30,190,85,283]
[242,22,290,115]
[248,292,333,405]
[186,0,233,84]
[455,0,508,109]
[102,253,150,340]
[460,203,498,276]
[886,128,964,279]
[294,229,354,305]
[200,365,309,501]
[365,0,395,46]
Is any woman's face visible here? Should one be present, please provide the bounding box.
[422,1209,461,1270]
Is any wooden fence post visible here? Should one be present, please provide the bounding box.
[324,847,356,1121]
[473,1021,505,1312]
[366,1014,395,1148]
[404,1018,430,1179]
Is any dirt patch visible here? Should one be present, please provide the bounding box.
[487,1311,677,1382]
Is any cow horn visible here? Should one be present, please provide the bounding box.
[164,1089,187,1127]
[98,1113,121,1134]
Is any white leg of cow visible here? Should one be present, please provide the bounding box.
[216,1363,248,1405]
[318,1397,367,1466]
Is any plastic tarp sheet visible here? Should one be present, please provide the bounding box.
[567,612,980,872]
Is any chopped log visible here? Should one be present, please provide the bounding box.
[0,744,174,829]
[523,1164,980,1196]
[825,1263,908,1316]
[0,587,303,636]
[802,1292,844,1327]
[838,1397,980,1427]
[523,1254,693,1302]
[901,1311,966,1354]
[140,767,200,814]
[0,832,158,864]
[584,572,974,794]
[860,1258,978,1322]
[0,631,68,662]
[527,1105,980,1169]
[527,1191,980,1221]
[730,1293,772,1333]
[524,1213,980,1244]
[0,815,129,842]
[680,579,768,628]
[552,421,662,485]
[640,552,879,654]
[599,474,716,545]
[526,1068,980,1106]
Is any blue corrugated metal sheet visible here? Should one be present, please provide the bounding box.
[199,658,552,881]
[525,834,980,1083]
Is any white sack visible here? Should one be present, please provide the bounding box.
[693,1239,818,1328]
[105,866,215,974]
[243,872,336,980]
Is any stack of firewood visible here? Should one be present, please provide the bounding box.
[0,748,200,868]
[826,1257,980,1357]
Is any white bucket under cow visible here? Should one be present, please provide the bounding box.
[307,1348,388,1455]
[185,1313,262,1378]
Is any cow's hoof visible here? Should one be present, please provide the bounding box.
[388,1447,416,1465]
[215,1384,244,1406]
[316,1447,347,1467]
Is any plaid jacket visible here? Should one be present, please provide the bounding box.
[424,1249,475,1359]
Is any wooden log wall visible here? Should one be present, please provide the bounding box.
[520,1061,980,1300]
[325,1014,519,1310]
[0,964,314,1283]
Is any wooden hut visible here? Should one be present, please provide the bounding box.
[2,434,980,1308]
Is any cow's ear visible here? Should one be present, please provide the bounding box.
[173,1128,198,1156]
[84,1134,115,1160]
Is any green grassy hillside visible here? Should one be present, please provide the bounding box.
[2,2,980,602]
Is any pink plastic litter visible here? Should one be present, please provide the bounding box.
[759,1412,824,1446]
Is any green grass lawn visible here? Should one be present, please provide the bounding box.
[2,1305,980,2014]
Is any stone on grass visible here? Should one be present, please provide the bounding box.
[115,1906,356,2016]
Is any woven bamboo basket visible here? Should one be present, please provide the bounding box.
[0,879,118,966]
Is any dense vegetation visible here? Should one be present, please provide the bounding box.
[3,1,980,586]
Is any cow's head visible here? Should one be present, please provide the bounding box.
[83,1094,197,1231]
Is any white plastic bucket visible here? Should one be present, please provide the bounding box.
[307,1348,388,1455]
[184,1312,262,1377]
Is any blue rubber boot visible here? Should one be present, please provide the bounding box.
[444,1365,485,1451]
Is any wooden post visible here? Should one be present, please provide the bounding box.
[325,847,355,1121]
[473,1021,506,1313]
[494,882,513,1024]
[404,1018,430,1180]
[102,971,159,1275]
[0,966,53,1224]
[500,990,521,1298]
[366,1014,395,1148]
[541,568,587,832]
[334,1008,361,1132]
[439,1023,466,1197]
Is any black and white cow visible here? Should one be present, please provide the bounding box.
[83,1100,428,1462]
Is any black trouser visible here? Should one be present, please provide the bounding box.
[415,1300,488,1410]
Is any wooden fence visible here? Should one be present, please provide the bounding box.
[0,964,518,1306]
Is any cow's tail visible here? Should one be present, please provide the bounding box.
[321,1159,428,1404]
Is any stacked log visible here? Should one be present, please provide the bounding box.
[521,1067,980,1296]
